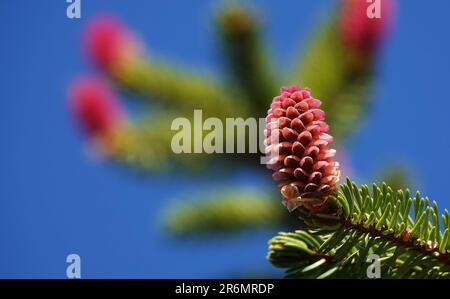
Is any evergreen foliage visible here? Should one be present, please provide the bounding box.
[268,178,450,278]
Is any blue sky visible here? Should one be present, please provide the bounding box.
[0,0,449,278]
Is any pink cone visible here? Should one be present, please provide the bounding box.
[84,15,142,70]
[68,76,125,137]
[265,86,340,213]
[339,0,395,57]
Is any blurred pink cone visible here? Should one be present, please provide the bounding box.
[84,15,142,71]
[339,0,395,58]
[68,76,125,137]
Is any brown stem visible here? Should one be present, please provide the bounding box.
[342,218,450,265]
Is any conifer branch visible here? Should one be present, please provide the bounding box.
[164,189,284,235]
[113,58,250,120]
[216,4,277,113]
[268,179,450,278]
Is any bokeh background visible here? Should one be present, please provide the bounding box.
[1,0,449,278]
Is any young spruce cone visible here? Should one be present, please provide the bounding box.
[339,0,395,59]
[265,86,340,214]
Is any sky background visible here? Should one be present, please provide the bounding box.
[0,0,449,278]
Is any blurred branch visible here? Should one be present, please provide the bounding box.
[377,163,414,192]
[290,15,374,143]
[108,114,215,172]
[112,58,251,120]
[216,4,277,113]
[163,189,285,235]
